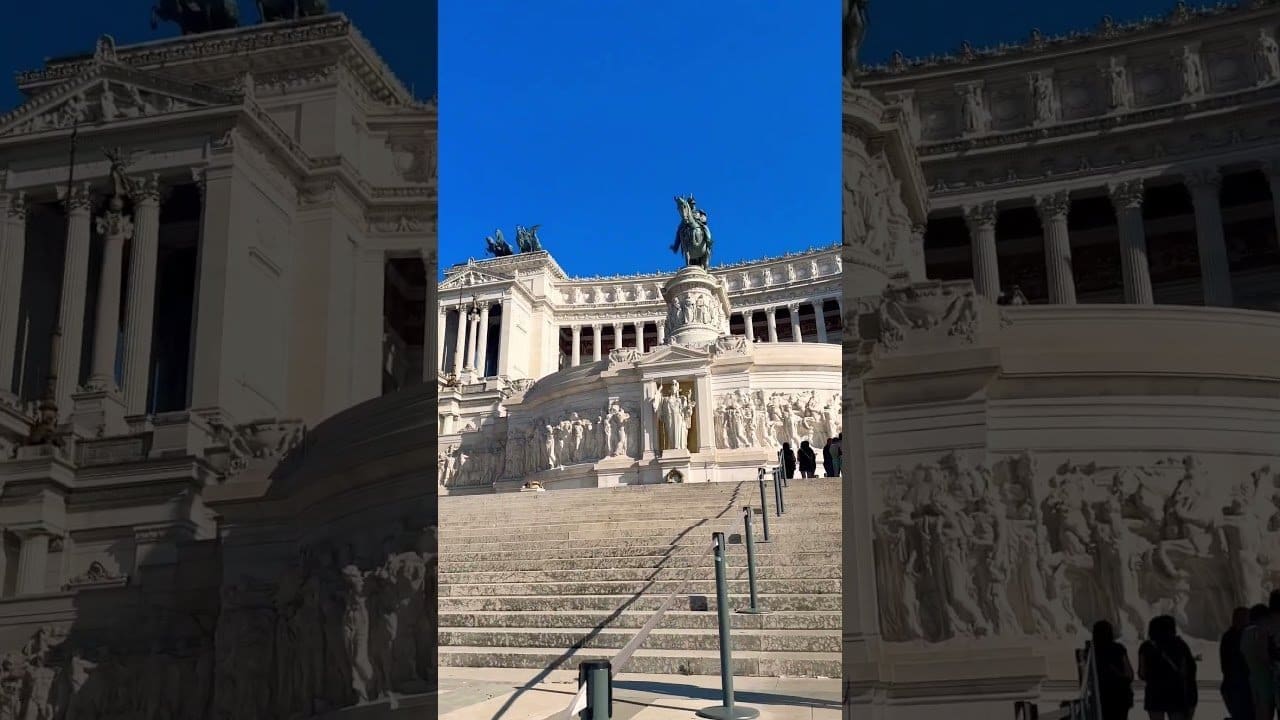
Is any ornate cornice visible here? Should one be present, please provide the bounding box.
[861,0,1277,78]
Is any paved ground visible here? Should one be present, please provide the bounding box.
[438,667,840,720]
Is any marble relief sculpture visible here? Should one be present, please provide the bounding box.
[1255,29,1280,85]
[713,389,842,451]
[652,380,694,454]
[1103,57,1133,111]
[1029,71,1058,124]
[1180,44,1206,98]
[872,452,1280,644]
[958,82,991,134]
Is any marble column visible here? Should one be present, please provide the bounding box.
[436,307,446,378]
[0,192,28,395]
[1185,167,1233,307]
[16,531,49,596]
[637,323,647,353]
[766,308,779,342]
[450,307,466,374]
[87,197,132,391]
[1107,179,1155,305]
[121,176,161,414]
[467,310,481,370]
[475,302,491,377]
[744,311,756,342]
[351,249,385,402]
[656,320,665,345]
[570,325,582,366]
[815,302,829,343]
[964,200,1001,301]
[1035,189,1077,304]
[592,324,603,361]
[55,183,94,414]
[612,323,623,351]
[789,304,803,342]
[496,300,512,377]
[1267,160,1280,252]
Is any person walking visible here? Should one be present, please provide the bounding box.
[1092,620,1135,720]
[780,442,796,479]
[797,440,817,478]
[821,437,835,477]
[1138,614,1198,720]
[1220,607,1253,720]
[1240,603,1273,720]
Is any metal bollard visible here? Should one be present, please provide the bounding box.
[773,468,786,515]
[755,469,770,542]
[577,660,612,719]
[697,533,760,720]
[737,507,768,615]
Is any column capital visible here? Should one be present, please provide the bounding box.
[1034,190,1072,220]
[787,302,801,313]
[571,323,581,332]
[3,191,28,220]
[1182,166,1222,192]
[656,319,666,327]
[962,200,998,229]
[132,173,162,204]
[591,323,602,331]
[190,167,207,197]
[62,182,94,213]
[1107,178,1145,209]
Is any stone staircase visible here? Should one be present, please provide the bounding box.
[438,478,841,678]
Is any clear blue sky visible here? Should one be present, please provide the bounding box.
[862,0,1178,65]
[439,2,840,279]
[0,1,436,109]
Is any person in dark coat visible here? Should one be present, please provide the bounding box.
[797,440,817,478]
[821,438,835,477]
[1218,607,1253,720]
[1092,620,1135,720]
[780,442,796,479]
[1138,615,1198,720]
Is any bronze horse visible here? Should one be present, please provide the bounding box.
[257,0,329,21]
[151,0,241,34]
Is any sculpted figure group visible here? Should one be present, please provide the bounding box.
[667,290,722,330]
[437,401,641,488]
[873,452,1280,644]
[713,389,842,452]
[843,147,911,262]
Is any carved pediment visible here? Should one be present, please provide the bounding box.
[0,63,238,138]
[439,266,508,290]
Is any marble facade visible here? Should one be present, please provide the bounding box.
[0,15,434,719]
[845,3,1280,719]
[438,244,843,493]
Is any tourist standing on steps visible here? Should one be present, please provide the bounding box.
[1091,620,1135,720]
[1220,607,1253,720]
[831,434,842,476]
[797,440,817,478]
[1239,604,1271,720]
[780,442,796,479]
[822,437,836,477]
[1138,614,1198,720]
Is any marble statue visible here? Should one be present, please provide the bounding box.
[652,380,694,454]
[1103,57,1133,111]
[151,0,241,34]
[672,195,713,268]
[1180,45,1205,98]
[1030,71,1058,124]
[1255,29,1280,85]
[958,82,991,134]
[485,229,514,257]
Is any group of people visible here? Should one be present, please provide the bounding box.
[779,435,843,478]
[1089,590,1280,720]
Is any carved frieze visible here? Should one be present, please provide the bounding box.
[713,389,841,452]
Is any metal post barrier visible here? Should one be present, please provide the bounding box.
[576,660,612,719]
[697,532,760,720]
[755,469,770,542]
[773,467,786,515]
[737,507,768,615]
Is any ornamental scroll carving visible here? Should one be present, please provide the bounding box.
[863,282,980,353]
[713,389,841,451]
[873,452,1280,644]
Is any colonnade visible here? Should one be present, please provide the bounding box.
[438,299,509,378]
[957,162,1280,307]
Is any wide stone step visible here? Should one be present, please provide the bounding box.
[437,609,841,631]
[437,593,841,613]
[439,512,842,533]
[436,646,841,678]
[438,535,840,554]
[439,542,838,563]
[438,526,840,545]
[439,578,841,597]
[437,627,840,653]
[439,564,840,584]
[439,550,838,573]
